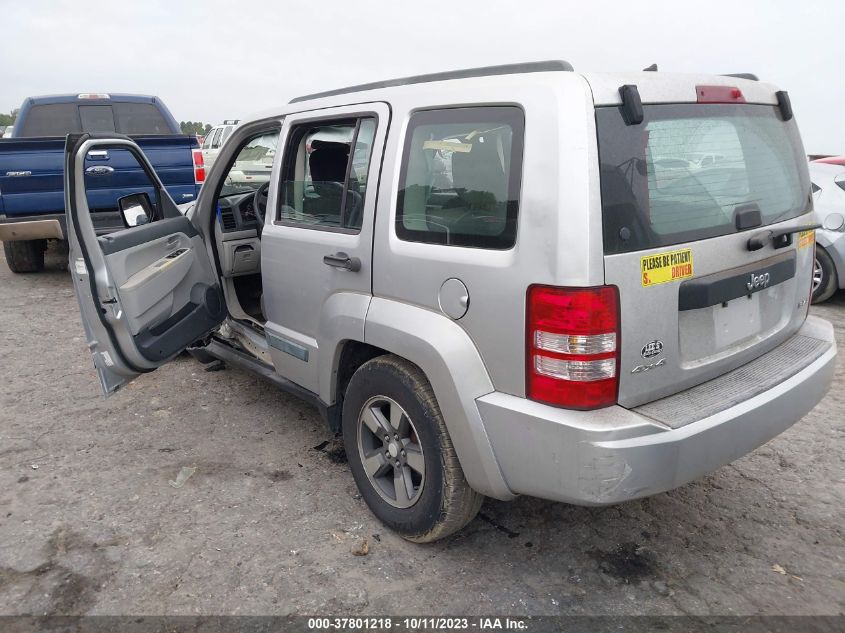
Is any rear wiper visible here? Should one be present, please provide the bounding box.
[746,223,820,251]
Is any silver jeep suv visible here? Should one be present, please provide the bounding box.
[63,61,836,541]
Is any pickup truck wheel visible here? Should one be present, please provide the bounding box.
[812,247,838,304]
[3,240,45,273]
[342,355,484,543]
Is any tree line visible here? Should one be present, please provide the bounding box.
[180,121,213,136]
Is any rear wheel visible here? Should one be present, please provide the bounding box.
[2,239,45,273]
[342,355,484,542]
[812,247,838,304]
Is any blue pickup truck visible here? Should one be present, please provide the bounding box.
[0,93,203,272]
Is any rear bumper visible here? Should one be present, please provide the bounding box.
[477,316,836,505]
[0,212,124,241]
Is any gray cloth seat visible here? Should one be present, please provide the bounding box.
[435,133,510,236]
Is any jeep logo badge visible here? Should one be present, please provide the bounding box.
[641,340,663,358]
[746,271,770,292]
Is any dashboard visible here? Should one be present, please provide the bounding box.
[217,192,258,233]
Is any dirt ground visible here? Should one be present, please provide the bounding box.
[0,243,843,616]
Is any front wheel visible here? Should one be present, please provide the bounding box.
[812,247,838,304]
[342,355,484,542]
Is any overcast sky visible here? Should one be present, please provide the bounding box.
[3,0,843,153]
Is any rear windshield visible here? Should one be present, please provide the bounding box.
[17,102,174,136]
[597,104,811,255]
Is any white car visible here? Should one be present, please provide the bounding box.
[224,132,276,188]
[201,119,239,170]
[809,161,845,302]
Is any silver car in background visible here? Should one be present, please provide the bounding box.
[809,160,845,302]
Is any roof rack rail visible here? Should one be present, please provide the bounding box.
[722,73,759,81]
[290,60,574,104]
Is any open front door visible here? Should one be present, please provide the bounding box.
[65,134,225,396]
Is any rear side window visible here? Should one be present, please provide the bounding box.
[17,104,81,136]
[597,104,811,255]
[112,103,173,134]
[396,107,524,249]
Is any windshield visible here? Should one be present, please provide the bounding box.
[597,103,811,255]
[220,132,279,196]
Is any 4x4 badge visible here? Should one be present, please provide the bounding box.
[641,340,664,358]
[632,358,666,373]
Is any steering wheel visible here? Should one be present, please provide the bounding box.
[253,182,270,234]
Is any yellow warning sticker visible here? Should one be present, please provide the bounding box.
[798,230,814,249]
[640,248,694,287]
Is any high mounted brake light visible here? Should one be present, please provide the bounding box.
[696,85,745,104]
[526,285,620,410]
[77,93,111,100]
[192,149,205,184]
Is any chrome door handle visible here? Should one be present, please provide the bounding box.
[323,252,361,272]
[87,150,110,160]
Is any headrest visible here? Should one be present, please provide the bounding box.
[450,132,508,209]
[310,141,349,184]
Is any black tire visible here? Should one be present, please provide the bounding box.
[812,247,838,304]
[342,355,484,542]
[2,240,45,273]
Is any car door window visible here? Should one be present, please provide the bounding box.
[83,149,161,222]
[203,129,216,149]
[210,127,223,149]
[277,117,376,231]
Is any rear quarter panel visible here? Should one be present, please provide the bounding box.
[370,72,604,398]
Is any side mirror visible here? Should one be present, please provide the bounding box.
[118,193,154,228]
[822,212,845,232]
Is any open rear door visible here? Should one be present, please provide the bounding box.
[65,134,225,396]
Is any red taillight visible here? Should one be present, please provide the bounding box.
[526,285,620,410]
[192,149,205,184]
[696,85,745,104]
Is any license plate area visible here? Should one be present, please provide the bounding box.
[714,295,761,347]
[679,284,792,367]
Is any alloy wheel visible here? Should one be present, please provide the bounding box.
[357,396,425,508]
[813,257,824,292]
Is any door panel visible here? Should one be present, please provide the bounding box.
[261,104,390,394]
[65,134,224,395]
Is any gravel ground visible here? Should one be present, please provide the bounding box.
[0,243,843,616]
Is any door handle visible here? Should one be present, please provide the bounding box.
[87,150,110,160]
[323,252,361,272]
